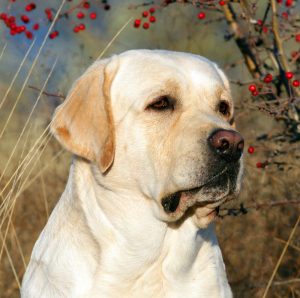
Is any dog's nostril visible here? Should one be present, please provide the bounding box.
[237,140,244,151]
[220,139,230,151]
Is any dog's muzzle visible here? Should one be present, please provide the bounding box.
[161,129,244,215]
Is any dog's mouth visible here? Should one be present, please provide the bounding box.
[161,166,236,217]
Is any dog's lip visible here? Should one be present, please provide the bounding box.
[161,167,229,214]
[181,166,228,196]
[206,206,220,215]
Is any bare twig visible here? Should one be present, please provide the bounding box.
[222,3,262,78]
[28,85,65,100]
[219,200,300,218]
[262,215,300,298]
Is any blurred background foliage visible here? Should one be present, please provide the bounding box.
[0,0,300,297]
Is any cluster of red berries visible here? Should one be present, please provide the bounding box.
[248,84,259,96]
[263,74,273,84]
[285,71,299,87]
[248,71,299,96]
[0,13,32,39]
[134,7,156,30]
[0,1,109,40]
[248,146,268,169]
[256,19,268,33]
[277,0,294,7]
[73,23,86,33]
[197,0,226,20]
[73,9,97,33]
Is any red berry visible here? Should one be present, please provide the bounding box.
[21,15,30,24]
[257,19,263,26]
[282,12,288,19]
[19,25,26,32]
[83,2,90,9]
[262,26,268,33]
[25,3,36,12]
[143,22,149,29]
[10,29,16,36]
[26,31,33,39]
[45,8,53,21]
[285,0,293,7]
[73,26,80,33]
[248,84,256,92]
[77,12,85,19]
[90,12,97,19]
[292,80,300,87]
[256,162,263,168]
[219,0,226,5]
[33,23,39,30]
[10,23,17,29]
[252,90,259,96]
[142,11,149,17]
[295,34,300,42]
[16,26,23,33]
[198,12,206,19]
[264,74,273,83]
[277,0,282,3]
[49,30,59,39]
[149,7,155,13]
[0,13,8,21]
[149,15,156,23]
[248,146,255,154]
[285,71,294,79]
[134,19,141,28]
[8,16,15,23]
[291,51,298,58]
[78,23,85,30]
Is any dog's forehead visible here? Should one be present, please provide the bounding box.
[110,50,229,110]
[117,50,224,84]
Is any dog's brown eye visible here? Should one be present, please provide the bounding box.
[147,96,174,111]
[218,101,230,117]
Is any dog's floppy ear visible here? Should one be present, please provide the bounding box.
[50,58,118,173]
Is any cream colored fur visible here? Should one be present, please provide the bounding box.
[21,50,243,298]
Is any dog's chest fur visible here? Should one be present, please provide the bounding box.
[22,160,231,298]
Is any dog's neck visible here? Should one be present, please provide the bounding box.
[67,158,231,296]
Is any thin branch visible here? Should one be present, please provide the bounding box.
[262,215,300,298]
[273,278,300,286]
[28,85,65,100]
[222,3,262,78]
[219,200,300,217]
[270,0,300,97]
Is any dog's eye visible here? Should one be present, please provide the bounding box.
[218,100,230,117]
[147,96,174,111]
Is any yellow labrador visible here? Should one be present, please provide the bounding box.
[21,50,244,298]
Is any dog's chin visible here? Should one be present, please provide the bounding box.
[160,168,240,226]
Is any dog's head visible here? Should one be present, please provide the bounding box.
[51,50,244,228]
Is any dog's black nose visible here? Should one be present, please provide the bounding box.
[208,129,244,162]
